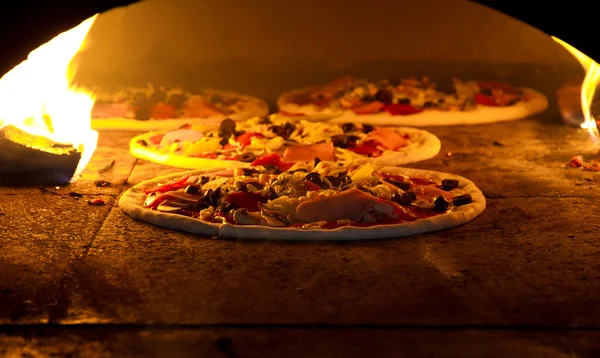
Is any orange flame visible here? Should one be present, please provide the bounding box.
[0,15,98,181]
[552,36,600,140]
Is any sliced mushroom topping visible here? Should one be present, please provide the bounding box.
[157,204,183,213]
[232,208,263,225]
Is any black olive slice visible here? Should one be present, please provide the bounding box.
[283,122,296,137]
[219,118,236,138]
[195,176,210,186]
[304,172,327,188]
[238,152,256,163]
[391,191,416,206]
[384,178,411,191]
[263,165,281,174]
[441,179,459,191]
[269,125,285,137]
[341,123,357,133]
[150,89,167,103]
[184,185,200,194]
[453,194,473,206]
[136,139,148,147]
[216,200,235,213]
[361,124,374,133]
[375,89,394,104]
[219,137,230,146]
[433,196,449,212]
[331,135,349,148]
[326,175,342,188]
[235,182,248,192]
[258,116,272,124]
[242,168,260,177]
[167,93,188,109]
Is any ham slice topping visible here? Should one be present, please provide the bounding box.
[144,190,201,209]
[159,129,204,147]
[296,188,380,222]
[283,142,335,162]
[366,127,409,150]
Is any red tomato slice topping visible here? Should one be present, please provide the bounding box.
[384,104,423,116]
[251,153,295,171]
[150,103,177,119]
[347,140,383,157]
[225,191,267,212]
[143,175,191,194]
[352,101,385,115]
[474,93,499,106]
[477,81,517,93]
[303,180,321,191]
[235,132,264,146]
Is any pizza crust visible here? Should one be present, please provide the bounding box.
[128,126,441,170]
[118,167,486,241]
[91,89,269,131]
[278,87,549,126]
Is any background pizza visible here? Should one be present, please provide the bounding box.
[128,114,441,170]
[89,85,269,130]
[277,77,549,126]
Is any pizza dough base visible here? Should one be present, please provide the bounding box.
[278,87,549,126]
[128,127,441,169]
[91,89,270,131]
[118,167,486,241]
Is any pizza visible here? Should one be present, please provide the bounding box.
[128,114,441,170]
[118,161,486,240]
[277,77,549,126]
[88,84,269,130]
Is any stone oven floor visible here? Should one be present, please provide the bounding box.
[1,118,600,357]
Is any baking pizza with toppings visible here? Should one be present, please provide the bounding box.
[118,160,485,240]
[88,84,269,130]
[277,77,549,126]
[128,114,441,169]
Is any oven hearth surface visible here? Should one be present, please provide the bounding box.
[1,115,600,356]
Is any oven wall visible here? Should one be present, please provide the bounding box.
[74,0,582,112]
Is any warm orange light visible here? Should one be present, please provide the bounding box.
[552,36,600,140]
[0,15,99,181]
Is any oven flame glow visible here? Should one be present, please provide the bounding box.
[0,15,98,181]
[552,36,600,142]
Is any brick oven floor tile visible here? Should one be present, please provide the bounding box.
[67,197,600,327]
[0,327,599,357]
[0,194,114,324]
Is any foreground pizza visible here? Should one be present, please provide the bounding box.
[277,77,549,126]
[129,114,441,169]
[118,161,485,240]
[89,85,269,130]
